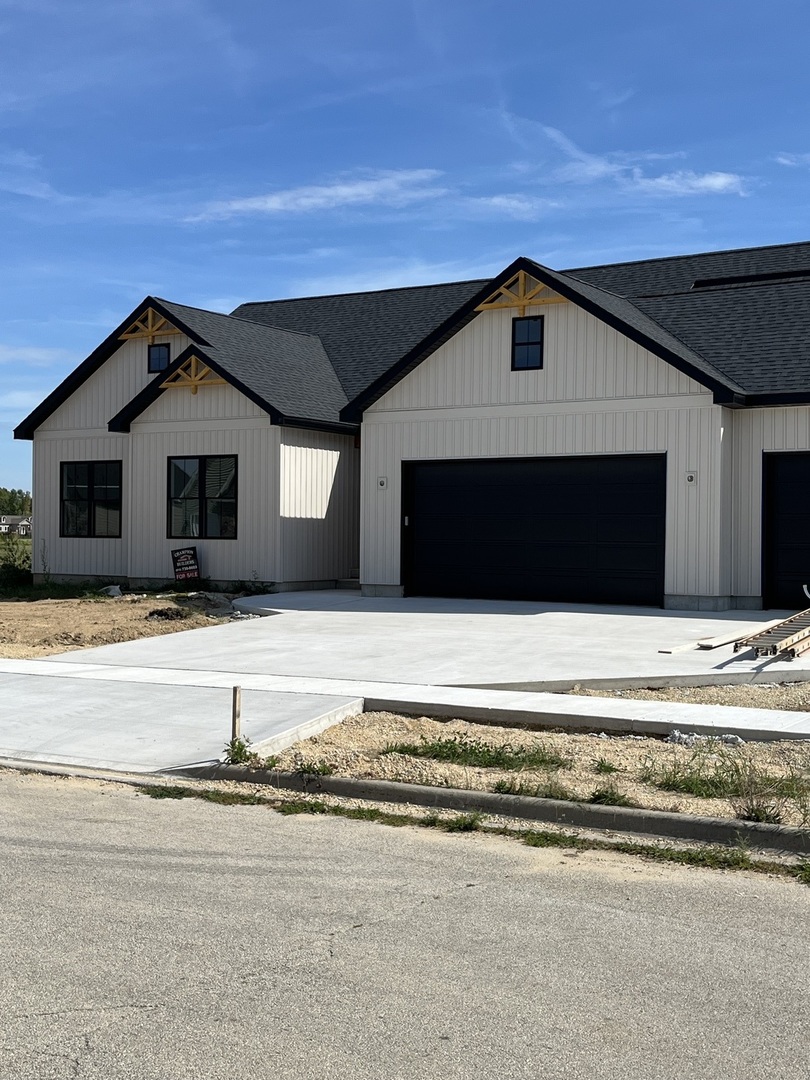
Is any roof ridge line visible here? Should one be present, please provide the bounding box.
[234,277,490,308]
[566,237,810,275]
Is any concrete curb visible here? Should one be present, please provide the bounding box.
[460,669,810,693]
[176,764,810,855]
[362,696,810,742]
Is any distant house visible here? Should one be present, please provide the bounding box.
[0,515,31,537]
[15,239,810,610]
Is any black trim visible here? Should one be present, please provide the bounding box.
[108,347,281,432]
[742,391,810,407]
[339,264,525,422]
[147,342,171,373]
[511,315,544,371]
[14,297,210,440]
[278,415,360,436]
[340,256,741,421]
[166,455,238,540]
[59,460,122,539]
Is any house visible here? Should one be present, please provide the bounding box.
[15,239,810,610]
[0,516,31,537]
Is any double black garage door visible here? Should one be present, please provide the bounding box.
[402,455,667,606]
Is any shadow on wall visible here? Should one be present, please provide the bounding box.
[278,444,360,581]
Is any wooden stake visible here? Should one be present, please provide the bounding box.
[232,686,242,741]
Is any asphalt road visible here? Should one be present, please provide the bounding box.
[0,772,808,1080]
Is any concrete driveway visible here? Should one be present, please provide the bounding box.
[2,592,810,773]
[46,591,804,685]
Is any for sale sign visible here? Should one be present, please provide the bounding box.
[171,546,200,582]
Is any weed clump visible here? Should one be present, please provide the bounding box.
[382,734,570,772]
[492,777,575,801]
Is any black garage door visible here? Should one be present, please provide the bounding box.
[763,452,810,609]
[402,455,666,606]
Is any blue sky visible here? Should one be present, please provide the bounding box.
[3,0,810,488]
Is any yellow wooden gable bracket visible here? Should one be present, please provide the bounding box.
[160,354,227,395]
[475,270,567,316]
[119,307,184,345]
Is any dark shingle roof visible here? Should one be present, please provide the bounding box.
[565,240,810,396]
[567,239,810,296]
[17,239,810,442]
[156,300,347,424]
[231,279,489,401]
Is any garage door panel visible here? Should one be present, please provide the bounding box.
[763,453,810,608]
[596,515,661,544]
[403,455,666,606]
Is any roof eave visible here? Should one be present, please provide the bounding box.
[14,296,213,440]
[741,391,810,407]
[108,347,282,432]
[340,256,743,421]
[340,258,529,422]
[278,415,359,436]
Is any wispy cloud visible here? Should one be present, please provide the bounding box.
[465,194,560,221]
[541,125,747,196]
[775,152,810,167]
[629,169,745,195]
[0,343,76,367]
[0,148,66,200]
[191,169,448,221]
[493,114,747,199]
[0,389,44,411]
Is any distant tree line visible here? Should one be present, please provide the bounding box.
[0,488,32,515]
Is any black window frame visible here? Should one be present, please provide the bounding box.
[511,315,544,371]
[166,455,238,540]
[60,460,123,539]
[148,342,171,373]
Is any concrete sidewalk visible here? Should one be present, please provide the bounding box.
[1,592,809,774]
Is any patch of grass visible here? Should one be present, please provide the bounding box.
[587,783,640,808]
[138,784,190,800]
[137,781,810,886]
[640,745,810,825]
[594,757,619,775]
[521,829,589,850]
[443,812,483,833]
[611,840,753,872]
[198,790,263,806]
[275,799,331,815]
[382,734,570,772]
[640,747,810,800]
[294,760,334,777]
[492,777,575,801]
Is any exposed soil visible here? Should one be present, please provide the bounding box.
[273,711,810,828]
[0,593,238,657]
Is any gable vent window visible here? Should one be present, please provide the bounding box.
[148,342,171,373]
[511,316,544,370]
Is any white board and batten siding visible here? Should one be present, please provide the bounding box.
[30,335,188,577]
[33,341,360,585]
[361,301,730,600]
[32,435,129,577]
[279,429,360,583]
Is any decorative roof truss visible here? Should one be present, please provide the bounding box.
[119,307,183,344]
[475,270,567,316]
[160,354,227,394]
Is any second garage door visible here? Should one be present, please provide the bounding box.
[402,454,666,606]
